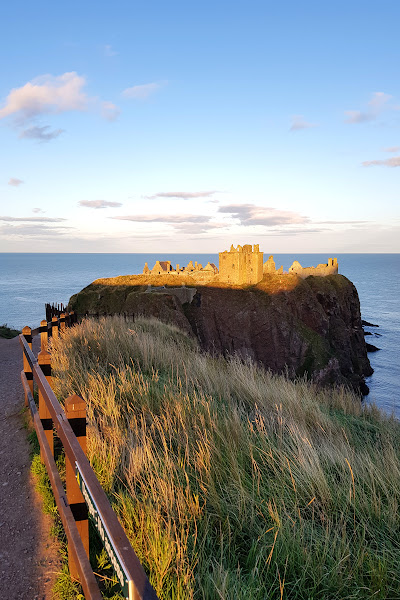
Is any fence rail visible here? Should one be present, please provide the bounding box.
[20,311,158,600]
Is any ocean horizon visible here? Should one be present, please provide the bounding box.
[1,252,399,417]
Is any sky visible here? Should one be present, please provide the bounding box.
[1,0,399,253]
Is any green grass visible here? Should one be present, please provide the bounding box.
[0,323,20,338]
[50,316,400,599]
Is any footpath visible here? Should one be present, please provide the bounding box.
[0,335,61,599]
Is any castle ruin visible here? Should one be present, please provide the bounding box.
[143,244,338,284]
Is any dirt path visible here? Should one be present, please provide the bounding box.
[0,336,61,599]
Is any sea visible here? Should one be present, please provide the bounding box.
[1,253,399,417]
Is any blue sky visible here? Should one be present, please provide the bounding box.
[1,0,399,252]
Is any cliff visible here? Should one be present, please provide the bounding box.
[68,273,373,394]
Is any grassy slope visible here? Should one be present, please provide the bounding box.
[51,317,400,599]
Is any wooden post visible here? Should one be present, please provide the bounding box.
[40,319,48,352]
[65,394,89,580]
[69,310,75,325]
[22,326,33,406]
[60,313,66,332]
[38,350,53,461]
[52,316,59,340]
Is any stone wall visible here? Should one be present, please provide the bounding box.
[288,258,338,279]
[219,244,264,285]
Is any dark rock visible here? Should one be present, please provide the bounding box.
[366,343,380,352]
[362,319,379,327]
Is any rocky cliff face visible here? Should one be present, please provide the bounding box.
[69,273,373,395]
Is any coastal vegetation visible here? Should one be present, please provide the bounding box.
[0,323,20,338]
[51,316,400,599]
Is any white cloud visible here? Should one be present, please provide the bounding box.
[8,177,24,186]
[218,204,309,226]
[101,101,120,121]
[383,146,400,153]
[290,115,318,131]
[0,215,66,222]
[0,223,72,238]
[345,91,393,124]
[111,214,211,224]
[122,82,162,100]
[0,72,89,122]
[104,44,118,57]
[79,200,123,209]
[19,125,64,142]
[362,156,400,167]
[0,72,120,137]
[32,208,44,213]
[145,190,218,200]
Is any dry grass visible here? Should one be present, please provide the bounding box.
[51,316,400,599]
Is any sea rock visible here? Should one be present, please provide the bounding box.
[69,273,373,395]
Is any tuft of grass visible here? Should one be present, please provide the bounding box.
[0,323,20,338]
[50,316,400,599]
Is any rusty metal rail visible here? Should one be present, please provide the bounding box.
[20,314,158,600]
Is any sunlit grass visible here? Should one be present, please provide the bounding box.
[51,316,400,599]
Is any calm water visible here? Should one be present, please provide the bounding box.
[1,253,399,416]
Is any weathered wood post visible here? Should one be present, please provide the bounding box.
[40,319,48,352]
[22,326,33,406]
[60,313,66,332]
[65,394,89,580]
[38,350,54,461]
[69,310,75,325]
[52,316,59,340]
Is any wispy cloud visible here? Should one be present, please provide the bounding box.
[383,146,400,153]
[32,208,44,214]
[79,200,123,209]
[145,190,218,200]
[111,214,211,224]
[122,82,164,100]
[218,204,309,226]
[8,177,24,186]
[290,115,318,131]
[101,101,120,121]
[104,44,118,57]
[19,125,64,142]
[362,156,400,167]
[345,92,392,124]
[0,215,66,222]
[0,223,72,238]
[111,213,227,235]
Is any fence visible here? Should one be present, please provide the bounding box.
[20,311,158,600]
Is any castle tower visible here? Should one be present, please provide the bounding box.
[219,243,264,284]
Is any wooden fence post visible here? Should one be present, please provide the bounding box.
[40,319,48,352]
[65,394,89,580]
[22,326,33,406]
[60,313,66,332]
[52,316,59,340]
[38,350,54,461]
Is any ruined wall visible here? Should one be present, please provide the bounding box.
[289,258,338,279]
[219,244,264,285]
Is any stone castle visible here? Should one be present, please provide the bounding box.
[143,244,338,284]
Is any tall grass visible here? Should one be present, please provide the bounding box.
[51,316,400,599]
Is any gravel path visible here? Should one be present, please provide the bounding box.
[0,336,61,599]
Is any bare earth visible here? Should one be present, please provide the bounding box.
[0,336,61,599]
